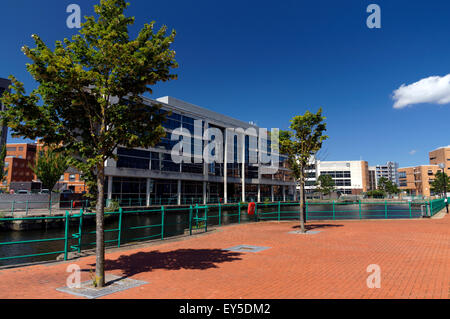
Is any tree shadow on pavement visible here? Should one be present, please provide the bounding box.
[87,249,243,279]
[292,224,344,231]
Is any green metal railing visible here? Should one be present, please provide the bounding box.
[0,198,446,264]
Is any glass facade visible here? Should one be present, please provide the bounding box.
[107,105,294,204]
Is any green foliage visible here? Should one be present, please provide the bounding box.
[0,0,177,185]
[430,171,450,195]
[105,200,120,213]
[89,269,101,288]
[0,0,178,287]
[193,221,206,230]
[29,147,68,192]
[366,189,386,199]
[377,177,400,196]
[0,145,7,185]
[315,174,335,197]
[279,109,328,183]
[279,109,328,232]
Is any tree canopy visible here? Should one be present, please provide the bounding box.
[430,171,450,195]
[0,0,178,287]
[30,147,68,192]
[315,174,335,198]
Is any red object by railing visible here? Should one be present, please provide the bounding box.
[248,202,256,215]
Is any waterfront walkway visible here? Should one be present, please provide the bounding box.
[0,211,448,299]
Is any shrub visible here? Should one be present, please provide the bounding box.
[105,200,120,213]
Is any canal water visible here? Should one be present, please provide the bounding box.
[0,203,425,267]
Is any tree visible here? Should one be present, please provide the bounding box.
[315,174,335,199]
[377,177,389,194]
[30,147,69,192]
[0,115,8,190]
[280,109,328,233]
[0,145,7,190]
[430,171,450,196]
[378,177,399,197]
[29,146,68,209]
[386,182,400,196]
[366,189,385,199]
[0,0,177,287]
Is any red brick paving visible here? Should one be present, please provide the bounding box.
[0,214,449,299]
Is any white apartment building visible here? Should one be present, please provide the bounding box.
[375,161,399,186]
[316,160,369,195]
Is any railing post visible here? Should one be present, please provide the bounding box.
[11,200,15,216]
[189,205,193,235]
[255,202,258,222]
[430,200,433,216]
[409,201,412,219]
[70,200,73,215]
[64,211,70,261]
[205,206,208,233]
[238,202,241,224]
[218,202,222,226]
[161,206,165,240]
[332,201,335,220]
[305,201,309,221]
[77,209,83,253]
[359,200,362,219]
[117,207,123,248]
[195,204,199,229]
[384,200,388,219]
[26,200,29,216]
[278,201,281,221]
[49,197,52,216]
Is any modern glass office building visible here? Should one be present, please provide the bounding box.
[104,96,296,206]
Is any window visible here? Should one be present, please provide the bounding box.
[117,148,150,170]
[151,152,180,172]
[69,174,76,182]
[162,111,182,130]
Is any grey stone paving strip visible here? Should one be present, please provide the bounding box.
[223,245,271,253]
[56,274,148,299]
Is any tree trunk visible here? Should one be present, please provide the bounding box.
[299,180,306,233]
[95,163,106,288]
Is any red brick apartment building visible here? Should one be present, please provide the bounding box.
[2,142,87,193]
[398,145,450,197]
[3,143,37,191]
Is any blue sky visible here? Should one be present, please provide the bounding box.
[1,0,449,167]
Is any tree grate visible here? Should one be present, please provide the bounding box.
[56,274,148,299]
[224,245,270,253]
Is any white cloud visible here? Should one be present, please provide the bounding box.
[393,74,450,109]
[409,150,417,155]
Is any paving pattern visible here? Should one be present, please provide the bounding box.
[0,213,449,299]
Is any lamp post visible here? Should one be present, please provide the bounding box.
[438,163,448,214]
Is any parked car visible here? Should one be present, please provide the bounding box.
[16,190,31,195]
[40,189,51,194]
[61,189,74,194]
